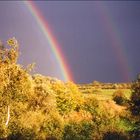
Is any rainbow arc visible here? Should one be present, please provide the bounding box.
[24,1,73,82]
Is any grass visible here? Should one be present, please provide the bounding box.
[101,89,131,99]
[82,89,132,101]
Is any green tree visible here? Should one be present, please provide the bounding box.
[130,74,140,139]
[0,38,34,138]
[51,81,83,115]
[130,74,140,116]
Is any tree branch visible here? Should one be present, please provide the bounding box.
[5,106,10,126]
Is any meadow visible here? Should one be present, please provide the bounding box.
[80,88,131,100]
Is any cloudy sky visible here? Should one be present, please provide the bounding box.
[0,1,140,83]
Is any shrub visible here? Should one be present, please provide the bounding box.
[30,74,56,113]
[39,112,64,140]
[113,90,127,106]
[130,74,140,116]
[83,95,99,112]
[63,121,93,140]
[129,74,140,139]
[51,81,83,115]
[7,110,44,140]
[103,130,128,140]
[92,89,102,94]
[62,110,93,140]
[129,121,140,140]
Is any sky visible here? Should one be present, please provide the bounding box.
[0,1,140,83]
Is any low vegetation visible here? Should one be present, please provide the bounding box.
[0,38,139,139]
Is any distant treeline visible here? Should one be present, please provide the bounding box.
[78,81,132,91]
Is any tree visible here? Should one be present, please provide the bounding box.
[0,38,34,138]
[51,81,83,115]
[130,74,140,116]
[130,74,140,139]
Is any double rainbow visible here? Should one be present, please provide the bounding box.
[24,1,131,82]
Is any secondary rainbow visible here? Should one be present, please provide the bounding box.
[97,2,131,81]
[24,1,73,82]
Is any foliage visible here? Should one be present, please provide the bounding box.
[51,81,83,115]
[30,74,56,113]
[129,74,140,139]
[63,121,93,140]
[130,74,140,116]
[63,110,93,140]
[0,38,137,139]
[113,90,128,106]
[83,95,99,115]
[82,95,129,139]
[40,112,64,140]
[103,130,128,140]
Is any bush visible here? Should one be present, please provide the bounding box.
[130,74,140,116]
[129,74,140,139]
[83,95,99,115]
[113,90,127,106]
[129,121,140,140]
[63,110,93,140]
[51,81,83,115]
[39,112,64,140]
[103,130,128,140]
[30,74,56,113]
[63,121,93,140]
[82,95,125,139]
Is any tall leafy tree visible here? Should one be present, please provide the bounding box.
[130,74,140,139]
[131,74,140,116]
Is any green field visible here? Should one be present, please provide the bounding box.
[81,88,131,101]
[95,89,131,100]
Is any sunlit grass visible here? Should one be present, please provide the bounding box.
[82,89,131,101]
